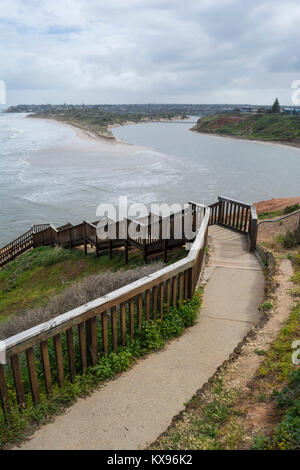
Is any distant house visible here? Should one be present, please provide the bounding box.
[240,106,253,113]
[221,107,235,113]
[282,107,300,114]
[282,107,294,114]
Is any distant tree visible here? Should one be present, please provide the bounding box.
[271,98,280,113]
[293,107,296,115]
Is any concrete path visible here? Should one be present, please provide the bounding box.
[18,226,264,450]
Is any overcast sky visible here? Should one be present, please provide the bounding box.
[1,0,300,105]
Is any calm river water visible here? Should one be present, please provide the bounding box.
[1,113,300,245]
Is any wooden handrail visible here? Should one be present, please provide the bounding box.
[257,208,300,226]
[0,210,210,413]
[218,195,252,208]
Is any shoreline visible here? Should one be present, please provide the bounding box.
[29,115,188,145]
[28,113,300,152]
[190,127,300,151]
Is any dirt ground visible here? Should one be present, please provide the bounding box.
[255,197,300,215]
[222,258,295,447]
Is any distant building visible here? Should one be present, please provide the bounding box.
[221,107,235,113]
[282,107,300,114]
[240,106,253,113]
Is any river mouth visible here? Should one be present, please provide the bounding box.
[1,113,300,245]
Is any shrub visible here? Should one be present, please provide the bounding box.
[252,370,300,450]
[0,291,202,448]
[277,231,298,249]
[0,262,164,339]
[259,301,273,312]
[283,203,300,214]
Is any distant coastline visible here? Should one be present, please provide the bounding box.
[191,112,300,150]
[28,113,188,143]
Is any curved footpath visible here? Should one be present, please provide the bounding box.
[17,226,264,450]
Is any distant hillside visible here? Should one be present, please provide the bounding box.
[192,112,300,146]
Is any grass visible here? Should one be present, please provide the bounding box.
[193,112,300,144]
[252,369,300,450]
[258,204,300,220]
[251,248,300,449]
[258,210,286,220]
[0,245,186,324]
[0,291,202,449]
[151,379,243,450]
[256,249,300,382]
[152,246,300,451]
[257,302,300,382]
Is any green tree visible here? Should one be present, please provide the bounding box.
[271,98,280,113]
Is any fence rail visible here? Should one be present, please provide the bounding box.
[0,210,210,415]
[1,202,206,267]
[209,196,257,251]
[0,224,51,267]
[257,208,300,243]
[0,197,258,269]
[0,195,260,415]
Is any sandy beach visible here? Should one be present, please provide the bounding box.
[30,115,188,145]
[190,127,300,152]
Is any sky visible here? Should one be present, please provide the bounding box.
[0,0,300,105]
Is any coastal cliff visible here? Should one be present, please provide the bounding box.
[192,112,300,147]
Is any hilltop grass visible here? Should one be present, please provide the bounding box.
[0,291,202,449]
[258,209,285,220]
[193,112,300,144]
[258,203,300,220]
[0,245,186,323]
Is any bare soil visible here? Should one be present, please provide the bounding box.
[255,197,300,215]
[222,258,295,448]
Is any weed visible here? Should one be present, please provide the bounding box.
[259,301,273,312]
[254,349,267,356]
[0,291,202,448]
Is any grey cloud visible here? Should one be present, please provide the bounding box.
[0,0,299,104]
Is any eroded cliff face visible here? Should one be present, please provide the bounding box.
[193,113,251,133]
[254,197,300,215]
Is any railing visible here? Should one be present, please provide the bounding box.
[0,224,50,267]
[209,196,258,251]
[257,208,300,243]
[0,209,210,415]
[1,202,203,268]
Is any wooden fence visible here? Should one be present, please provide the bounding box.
[209,196,258,251]
[0,202,206,267]
[0,224,50,267]
[0,197,258,270]
[257,208,300,243]
[0,209,210,415]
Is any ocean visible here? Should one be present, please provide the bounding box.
[1,112,300,246]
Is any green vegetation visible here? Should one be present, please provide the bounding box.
[152,247,300,451]
[0,246,143,322]
[259,301,273,312]
[258,209,286,220]
[277,231,299,249]
[258,204,300,220]
[0,291,202,449]
[252,369,300,450]
[284,203,300,214]
[257,302,300,381]
[193,112,300,144]
[0,245,186,325]
[251,248,300,450]
[151,379,243,450]
[271,98,280,114]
